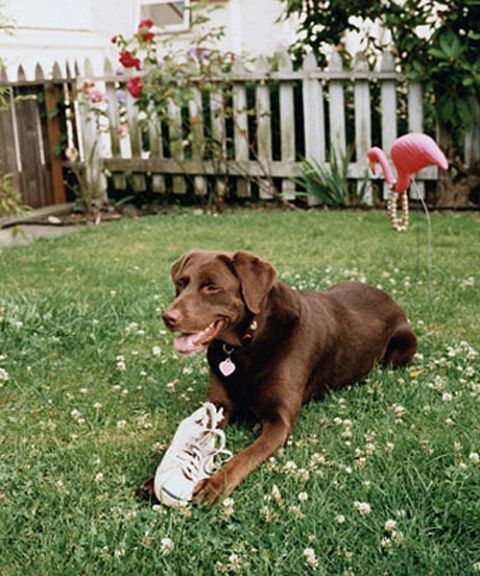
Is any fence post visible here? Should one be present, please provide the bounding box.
[279,48,295,201]
[103,57,127,191]
[15,64,48,208]
[256,56,274,199]
[408,81,425,198]
[167,98,186,195]
[43,62,67,205]
[464,97,480,167]
[380,50,397,200]
[302,52,325,205]
[353,53,372,203]
[232,59,251,198]
[189,85,207,196]
[0,67,21,196]
[210,83,227,199]
[77,58,108,204]
[328,51,346,162]
[124,71,146,193]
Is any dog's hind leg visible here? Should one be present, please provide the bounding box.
[382,323,417,368]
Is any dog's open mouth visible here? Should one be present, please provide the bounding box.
[173,319,225,355]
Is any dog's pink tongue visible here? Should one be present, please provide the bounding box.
[174,333,203,354]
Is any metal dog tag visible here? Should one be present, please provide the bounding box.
[219,358,236,377]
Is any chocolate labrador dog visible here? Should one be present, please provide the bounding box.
[142,250,416,504]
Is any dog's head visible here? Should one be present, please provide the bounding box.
[163,250,276,355]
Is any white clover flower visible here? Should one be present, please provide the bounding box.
[160,537,174,555]
[216,561,229,573]
[381,537,391,549]
[222,497,235,520]
[355,458,366,469]
[354,501,372,515]
[391,530,405,544]
[116,355,126,371]
[469,452,479,463]
[303,547,319,570]
[297,468,310,482]
[309,453,326,467]
[289,504,305,519]
[152,346,161,356]
[473,562,480,573]
[228,553,240,572]
[283,460,298,472]
[125,322,139,334]
[114,548,125,558]
[384,519,397,532]
[271,485,284,507]
[442,392,453,402]
[298,492,309,502]
[390,404,406,417]
[0,368,9,381]
[116,420,127,430]
[95,472,104,483]
[336,514,346,524]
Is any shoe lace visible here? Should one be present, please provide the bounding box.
[176,405,232,481]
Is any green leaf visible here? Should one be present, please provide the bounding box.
[437,95,454,121]
[456,99,471,125]
[428,48,447,60]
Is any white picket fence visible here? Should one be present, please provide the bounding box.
[74,50,479,202]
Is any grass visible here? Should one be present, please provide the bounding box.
[0,209,479,576]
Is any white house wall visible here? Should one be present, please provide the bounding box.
[1,0,297,79]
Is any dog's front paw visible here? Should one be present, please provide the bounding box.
[193,473,230,506]
[139,477,159,503]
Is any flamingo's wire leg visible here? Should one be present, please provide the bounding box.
[412,177,433,300]
[414,189,420,278]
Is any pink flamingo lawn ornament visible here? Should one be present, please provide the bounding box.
[368,133,448,231]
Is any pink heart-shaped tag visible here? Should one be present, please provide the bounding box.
[219,358,236,377]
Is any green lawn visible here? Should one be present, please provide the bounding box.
[0,209,479,575]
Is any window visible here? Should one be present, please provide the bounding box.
[138,0,191,32]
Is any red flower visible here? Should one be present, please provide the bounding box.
[119,50,141,70]
[140,31,155,42]
[126,76,143,99]
[111,35,117,44]
[138,19,154,29]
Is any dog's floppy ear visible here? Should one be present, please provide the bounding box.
[232,251,276,314]
[171,251,196,282]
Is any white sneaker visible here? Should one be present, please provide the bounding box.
[154,402,232,507]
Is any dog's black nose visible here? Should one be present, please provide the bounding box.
[163,308,182,330]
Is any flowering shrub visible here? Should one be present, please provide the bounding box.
[112,16,236,133]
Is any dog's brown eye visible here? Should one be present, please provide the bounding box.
[202,281,220,294]
[176,277,188,292]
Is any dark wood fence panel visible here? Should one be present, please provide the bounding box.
[0,64,68,209]
[0,88,21,194]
